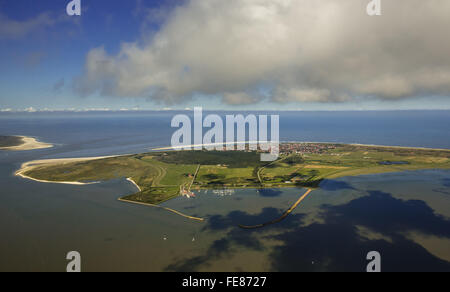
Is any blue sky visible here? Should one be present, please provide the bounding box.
[0,0,449,111]
[0,0,162,111]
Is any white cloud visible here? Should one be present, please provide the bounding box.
[0,12,74,40]
[24,107,37,113]
[76,0,450,105]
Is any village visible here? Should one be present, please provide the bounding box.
[279,143,338,155]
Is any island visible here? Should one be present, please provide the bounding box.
[15,143,450,207]
[0,135,53,151]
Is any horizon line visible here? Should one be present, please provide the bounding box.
[1,108,450,113]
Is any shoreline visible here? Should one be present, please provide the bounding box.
[0,136,53,151]
[15,155,120,185]
[153,141,450,152]
[126,178,142,192]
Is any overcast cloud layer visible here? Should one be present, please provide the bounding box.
[75,0,450,105]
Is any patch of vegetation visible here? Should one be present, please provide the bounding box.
[154,151,266,168]
[21,144,450,205]
[284,155,304,165]
[122,186,180,205]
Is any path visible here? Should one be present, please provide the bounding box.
[118,198,205,222]
[257,154,291,184]
[239,188,313,229]
[188,164,201,191]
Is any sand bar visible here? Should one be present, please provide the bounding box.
[127,178,142,192]
[15,155,118,185]
[0,136,53,151]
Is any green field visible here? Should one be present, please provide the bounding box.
[21,144,450,204]
[261,145,450,188]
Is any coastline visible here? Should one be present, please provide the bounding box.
[126,178,142,192]
[15,142,450,188]
[284,141,450,152]
[15,155,119,185]
[0,136,53,151]
[153,141,450,152]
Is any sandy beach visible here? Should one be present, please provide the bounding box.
[15,155,118,185]
[0,136,53,151]
[127,177,142,192]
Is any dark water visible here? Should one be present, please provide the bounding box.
[0,111,449,272]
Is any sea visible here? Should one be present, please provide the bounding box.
[0,110,449,271]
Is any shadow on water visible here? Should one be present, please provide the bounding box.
[319,179,356,191]
[433,188,450,195]
[165,190,450,272]
[270,190,450,272]
[204,208,303,232]
[258,189,283,197]
[443,178,450,188]
[164,208,304,272]
[434,178,450,195]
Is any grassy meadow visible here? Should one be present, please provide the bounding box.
[22,144,450,204]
